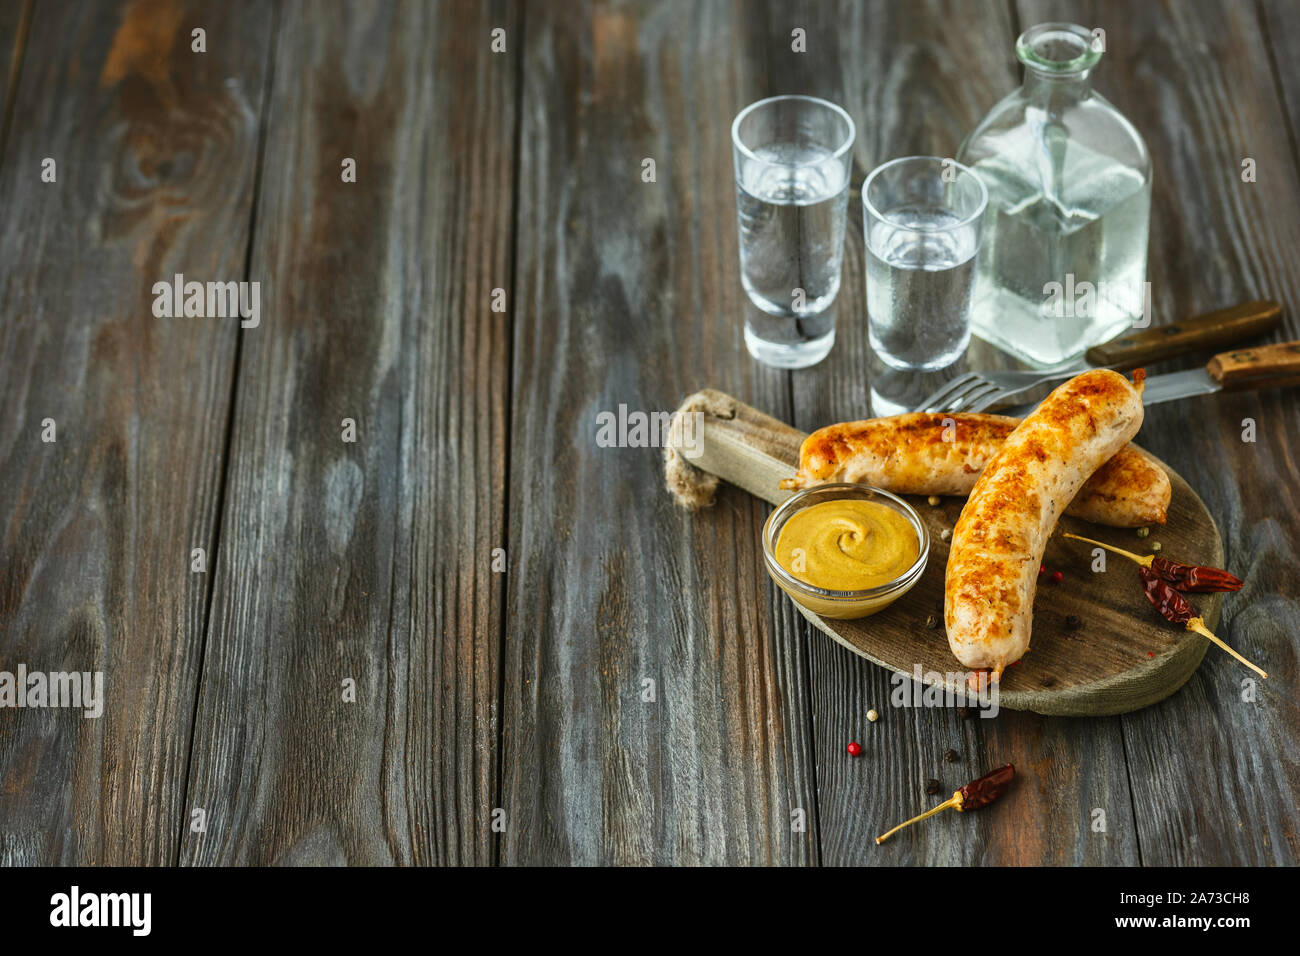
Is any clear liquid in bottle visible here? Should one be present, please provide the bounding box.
[958,23,1152,367]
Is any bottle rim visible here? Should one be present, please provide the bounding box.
[1016,23,1103,75]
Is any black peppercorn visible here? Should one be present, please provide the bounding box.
[1065,614,1082,630]
[925,778,942,795]
[944,748,960,763]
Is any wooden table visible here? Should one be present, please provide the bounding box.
[1,0,1296,866]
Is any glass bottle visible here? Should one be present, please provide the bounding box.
[956,23,1152,367]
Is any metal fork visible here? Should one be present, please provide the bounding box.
[914,362,1087,413]
[912,300,1284,414]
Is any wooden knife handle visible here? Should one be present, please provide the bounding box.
[1085,299,1283,369]
[1207,340,1300,391]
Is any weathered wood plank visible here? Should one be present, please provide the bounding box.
[1015,0,1300,865]
[1261,0,1300,153]
[0,0,32,157]
[179,0,519,865]
[0,0,273,865]
[769,0,1140,865]
[499,0,818,865]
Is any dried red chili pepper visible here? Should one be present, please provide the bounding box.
[1138,566,1196,624]
[956,763,1015,810]
[876,764,1015,844]
[1149,556,1243,593]
[1137,567,1267,679]
[1063,533,1243,592]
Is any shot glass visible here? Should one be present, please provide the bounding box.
[732,95,855,368]
[862,156,987,373]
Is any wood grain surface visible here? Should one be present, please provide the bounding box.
[0,0,31,153]
[179,0,519,866]
[0,0,272,866]
[0,0,1296,867]
[499,0,818,866]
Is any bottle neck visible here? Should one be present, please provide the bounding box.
[1023,67,1093,113]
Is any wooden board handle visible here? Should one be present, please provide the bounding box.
[665,390,802,508]
[1084,299,1283,369]
[1207,340,1300,391]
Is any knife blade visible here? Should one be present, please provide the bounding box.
[999,368,1218,416]
[999,340,1300,417]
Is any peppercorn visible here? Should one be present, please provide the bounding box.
[1065,614,1081,630]
[944,748,960,763]
[940,528,951,542]
[1050,570,1064,584]
[1038,564,1046,576]
[1151,541,1162,552]
[925,779,942,795]
[928,495,941,506]
[847,741,862,757]
[867,709,879,723]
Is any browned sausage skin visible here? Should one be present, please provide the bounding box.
[944,370,1147,679]
[780,411,1169,527]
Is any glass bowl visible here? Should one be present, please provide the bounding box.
[762,483,930,620]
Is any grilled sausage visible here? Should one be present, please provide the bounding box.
[780,411,1168,527]
[944,370,1147,679]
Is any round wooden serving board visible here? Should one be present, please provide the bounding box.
[671,389,1226,716]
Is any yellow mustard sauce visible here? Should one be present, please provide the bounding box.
[775,498,918,591]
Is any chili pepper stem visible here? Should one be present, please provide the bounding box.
[1062,532,1153,568]
[876,792,963,845]
[1188,617,1268,679]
